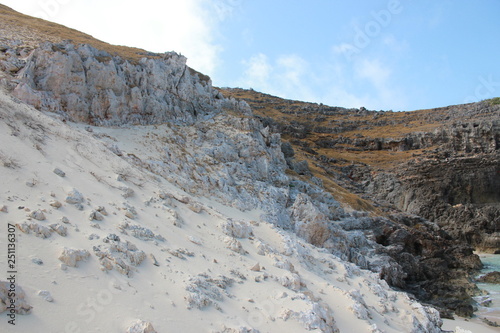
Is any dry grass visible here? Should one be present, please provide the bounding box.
[313,145,435,169]
[290,149,382,214]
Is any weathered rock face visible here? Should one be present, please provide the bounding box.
[369,213,483,317]
[9,41,250,125]
[367,154,500,252]
[365,122,499,254]
[224,88,500,254]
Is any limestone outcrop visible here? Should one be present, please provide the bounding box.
[4,41,250,126]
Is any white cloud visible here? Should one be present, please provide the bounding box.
[354,58,406,110]
[356,58,391,88]
[240,53,272,89]
[277,54,308,86]
[238,52,407,110]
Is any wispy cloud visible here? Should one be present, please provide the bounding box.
[240,53,272,88]
[238,52,407,110]
[238,53,318,103]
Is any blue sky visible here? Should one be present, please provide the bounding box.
[3,0,500,110]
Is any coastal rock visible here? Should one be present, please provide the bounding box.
[477,271,500,284]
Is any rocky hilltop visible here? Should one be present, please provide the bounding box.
[0,4,497,332]
[222,88,500,255]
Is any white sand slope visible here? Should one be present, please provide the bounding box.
[0,89,488,333]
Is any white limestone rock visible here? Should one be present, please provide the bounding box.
[49,223,68,236]
[454,328,472,333]
[126,320,157,333]
[278,273,302,292]
[93,238,146,277]
[118,221,165,242]
[16,221,52,238]
[224,237,245,254]
[58,248,90,267]
[219,219,253,239]
[188,235,203,245]
[218,327,260,333]
[294,302,339,333]
[13,42,223,126]
[184,274,232,310]
[29,209,46,221]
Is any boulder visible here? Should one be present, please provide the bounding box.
[219,219,252,239]
[65,188,84,205]
[29,209,46,221]
[58,248,90,267]
[53,168,65,177]
[16,221,52,238]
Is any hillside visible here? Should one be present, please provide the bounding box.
[221,88,500,253]
[0,4,499,333]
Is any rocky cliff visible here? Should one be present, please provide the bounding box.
[0,5,492,325]
[222,88,500,255]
